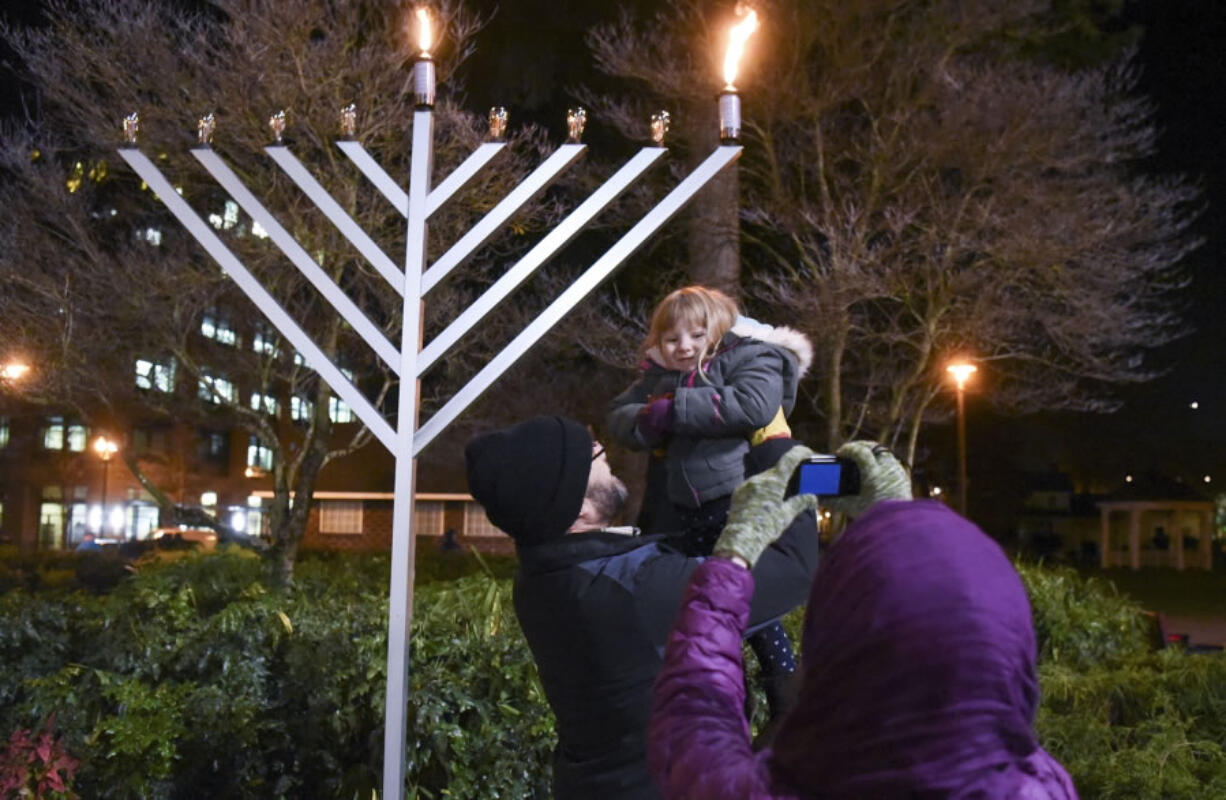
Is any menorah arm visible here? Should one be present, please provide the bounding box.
[413,145,742,455]
[416,147,667,375]
[337,140,407,214]
[426,142,506,217]
[421,143,587,294]
[116,147,397,453]
[191,148,402,374]
[265,146,405,296]
[334,140,505,221]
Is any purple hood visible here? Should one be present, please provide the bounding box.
[770,500,1076,797]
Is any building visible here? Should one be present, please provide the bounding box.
[1016,470,1217,571]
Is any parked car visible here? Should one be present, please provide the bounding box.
[149,527,218,550]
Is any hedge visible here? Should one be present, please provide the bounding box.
[1,550,1224,798]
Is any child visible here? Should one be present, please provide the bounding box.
[606,285,813,724]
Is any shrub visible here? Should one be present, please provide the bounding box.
[0,549,550,799]
[1016,561,1152,667]
[2,549,1225,798]
[0,717,79,800]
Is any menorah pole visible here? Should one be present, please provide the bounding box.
[383,108,432,800]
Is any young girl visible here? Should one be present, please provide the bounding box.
[606,285,813,724]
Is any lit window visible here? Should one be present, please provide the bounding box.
[66,424,88,452]
[250,392,279,417]
[205,431,227,458]
[320,501,363,534]
[201,491,218,508]
[43,417,65,450]
[0,417,8,449]
[201,312,237,346]
[329,369,357,423]
[329,397,354,424]
[252,326,280,358]
[135,357,176,392]
[247,435,274,472]
[290,396,314,423]
[198,372,237,405]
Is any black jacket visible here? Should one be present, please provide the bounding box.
[513,504,818,798]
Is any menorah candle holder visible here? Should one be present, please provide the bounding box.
[117,33,748,800]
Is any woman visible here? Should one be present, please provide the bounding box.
[648,443,1077,799]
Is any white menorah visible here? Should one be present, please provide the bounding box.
[116,13,755,796]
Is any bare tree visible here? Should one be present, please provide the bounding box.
[0,0,558,584]
[583,0,1201,463]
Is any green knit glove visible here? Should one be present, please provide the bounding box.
[822,441,912,517]
[713,446,820,568]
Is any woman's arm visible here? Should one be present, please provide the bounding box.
[648,559,787,800]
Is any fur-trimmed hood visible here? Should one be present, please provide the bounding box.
[730,317,814,379]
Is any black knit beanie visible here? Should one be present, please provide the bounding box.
[464,416,592,547]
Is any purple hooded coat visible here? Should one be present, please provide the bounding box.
[648,500,1078,799]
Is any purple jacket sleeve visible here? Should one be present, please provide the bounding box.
[648,559,798,800]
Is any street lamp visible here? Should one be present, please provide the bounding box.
[94,435,119,537]
[0,362,30,383]
[946,362,977,516]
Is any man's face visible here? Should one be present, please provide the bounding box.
[585,440,628,525]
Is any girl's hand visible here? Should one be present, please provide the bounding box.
[637,393,674,441]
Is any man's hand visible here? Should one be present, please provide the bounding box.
[823,441,912,517]
[713,445,819,568]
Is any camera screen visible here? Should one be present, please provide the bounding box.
[797,461,842,496]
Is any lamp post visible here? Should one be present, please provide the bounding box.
[94,436,119,537]
[946,362,977,516]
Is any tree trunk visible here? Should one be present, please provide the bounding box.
[686,111,740,295]
[823,322,847,450]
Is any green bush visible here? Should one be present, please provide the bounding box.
[3,549,1225,798]
[0,549,550,799]
[1016,561,1153,667]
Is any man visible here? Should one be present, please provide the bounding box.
[464,416,818,799]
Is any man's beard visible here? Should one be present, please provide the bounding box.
[586,474,629,526]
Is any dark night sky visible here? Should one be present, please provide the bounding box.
[2,0,1222,498]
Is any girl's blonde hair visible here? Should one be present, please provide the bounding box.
[643,285,739,369]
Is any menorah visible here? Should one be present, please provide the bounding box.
[116,7,758,798]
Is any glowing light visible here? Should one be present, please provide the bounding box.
[1205,475,1212,484]
[414,7,434,55]
[1125,475,1133,483]
[109,507,125,532]
[0,363,30,382]
[94,436,119,459]
[931,486,943,497]
[1190,401,1199,410]
[946,362,977,390]
[88,506,102,531]
[722,6,760,90]
[230,510,247,532]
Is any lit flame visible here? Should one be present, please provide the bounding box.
[415,7,434,55]
[722,6,760,90]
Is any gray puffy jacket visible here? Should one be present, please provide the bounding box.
[607,322,813,508]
